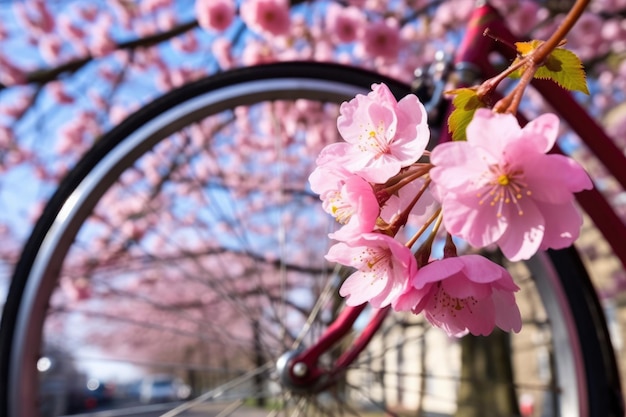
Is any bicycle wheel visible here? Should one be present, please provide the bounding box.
[0,61,620,417]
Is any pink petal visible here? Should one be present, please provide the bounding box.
[339,272,386,306]
[457,254,509,283]
[537,200,584,251]
[394,94,429,159]
[365,102,397,143]
[462,299,497,336]
[413,258,465,288]
[370,275,408,308]
[442,274,492,299]
[441,198,507,248]
[350,152,402,183]
[315,142,350,166]
[325,241,355,265]
[493,289,522,332]
[424,309,469,337]
[466,109,522,157]
[491,277,520,293]
[328,176,379,240]
[390,137,427,166]
[370,83,397,102]
[393,286,428,311]
[397,94,427,126]
[496,200,545,261]
[411,282,436,314]
[521,113,559,153]
[421,288,468,335]
[430,142,488,191]
[522,153,593,203]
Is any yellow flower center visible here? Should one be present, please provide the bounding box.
[497,174,510,186]
[358,120,391,155]
[476,163,531,217]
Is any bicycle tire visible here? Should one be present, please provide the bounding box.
[0,61,620,417]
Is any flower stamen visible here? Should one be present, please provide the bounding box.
[325,191,354,224]
[477,163,528,217]
[433,282,479,318]
[358,120,390,155]
[352,247,393,285]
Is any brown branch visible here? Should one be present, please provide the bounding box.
[493,0,591,113]
[531,0,590,65]
[0,19,199,91]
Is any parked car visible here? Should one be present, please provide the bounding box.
[80,378,114,411]
[139,375,190,404]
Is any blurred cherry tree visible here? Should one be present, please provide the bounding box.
[1,0,625,398]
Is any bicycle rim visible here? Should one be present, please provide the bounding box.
[0,62,619,417]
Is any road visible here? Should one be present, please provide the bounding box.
[63,402,269,417]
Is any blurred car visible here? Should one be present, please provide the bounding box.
[139,375,190,404]
[80,378,114,411]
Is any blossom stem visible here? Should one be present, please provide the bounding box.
[381,164,432,197]
[532,0,590,65]
[388,177,433,236]
[410,209,443,267]
[493,60,537,113]
[405,206,441,249]
[476,56,530,100]
[486,0,590,114]
[443,233,458,258]
[490,0,590,114]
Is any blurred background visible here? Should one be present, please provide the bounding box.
[0,0,625,416]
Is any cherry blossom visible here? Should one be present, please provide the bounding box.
[0,55,26,86]
[89,24,116,57]
[359,18,401,61]
[212,37,235,70]
[39,35,63,65]
[47,81,74,104]
[566,12,607,61]
[240,0,291,38]
[325,233,416,308]
[430,109,593,261]
[58,15,85,42]
[336,83,429,183]
[325,3,365,44]
[505,1,542,36]
[60,276,92,302]
[13,1,54,36]
[196,0,236,33]
[410,255,522,337]
[140,0,173,14]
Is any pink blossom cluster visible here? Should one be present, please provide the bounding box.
[311,84,593,337]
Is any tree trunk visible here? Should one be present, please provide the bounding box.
[252,319,266,408]
[183,345,199,397]
[455,330,519,417]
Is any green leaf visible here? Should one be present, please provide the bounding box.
[535,48,589,94]
[510,40,589,95]
[447,88,486,141]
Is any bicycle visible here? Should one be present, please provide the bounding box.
[0,2,624,416]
